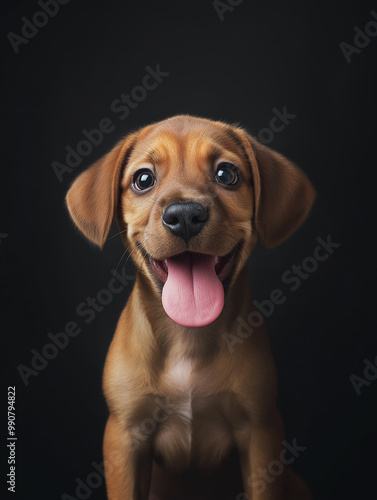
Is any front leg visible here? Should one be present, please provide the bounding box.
[240,409,285,500]
[103,415,153,500]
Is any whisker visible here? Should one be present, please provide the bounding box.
[108,229,128,240]
[122,244,143,271]
[226,231,252,260]
[133,230,154,240]
[133,240,153,274]
[109,227,157,241]
[126,234,153,272]
[111,233,152,276]
[112,249,128,277]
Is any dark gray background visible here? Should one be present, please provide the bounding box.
[1,0,376,498]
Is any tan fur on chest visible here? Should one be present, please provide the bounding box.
[134,356,251,471]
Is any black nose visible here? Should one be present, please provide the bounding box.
[162,202,208,243]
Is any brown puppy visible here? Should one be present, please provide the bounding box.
[66,115,315,500]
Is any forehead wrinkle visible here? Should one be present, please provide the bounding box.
[133,147,159,165]
[137,130,195,174]
[130,134,179,167]
[222,127,250,162]
[170,133,210,178]
[185,132,243,169]
[194,126,240,156]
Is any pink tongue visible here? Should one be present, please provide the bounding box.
[162,254,224,327]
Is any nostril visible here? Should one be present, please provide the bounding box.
[191,208,208,224]
[164,214,179,225]
[189,206,208,230]
[192,214,206,224]
[162,202,208,242]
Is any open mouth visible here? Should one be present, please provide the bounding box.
[148,245,240,285]
[144,244,241,328]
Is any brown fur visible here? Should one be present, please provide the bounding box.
[66,115,315,499]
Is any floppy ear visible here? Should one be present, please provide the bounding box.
[235,129,316,248]
[66,133,137,248]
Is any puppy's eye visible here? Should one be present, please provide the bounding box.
[215,163,239,186]
[133,170,156,191]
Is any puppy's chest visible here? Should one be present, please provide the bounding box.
[140,359,250,470]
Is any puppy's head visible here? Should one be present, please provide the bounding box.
[66,115,315,327]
